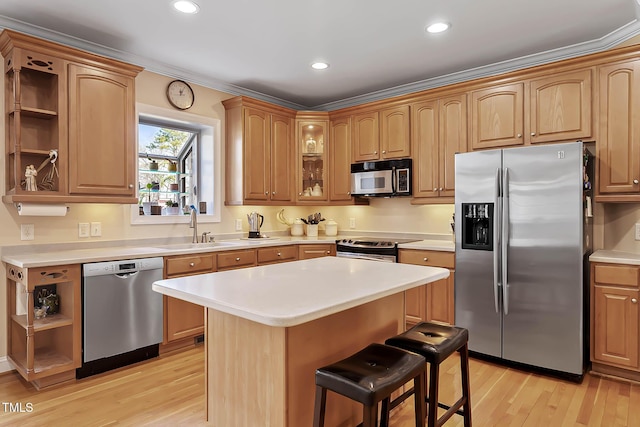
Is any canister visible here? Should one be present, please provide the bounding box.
[325,219,338,236]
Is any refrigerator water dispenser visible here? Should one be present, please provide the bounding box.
[461,203,493,250]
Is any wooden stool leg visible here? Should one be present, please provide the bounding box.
[413,372,426,427]
[460,343,472,427]
[313,385,327,427]
[363,403,378,427]
[427,362,439,427]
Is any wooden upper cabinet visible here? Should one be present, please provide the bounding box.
[223,97,296,205]
[352,111,379,161]
[243,107,270,202]
[597,60,640,197]
[528,69,592,144]
[296,116,329,203]
[471,83,524,150]
[68,64,136,197]
[439,95,467,198]
[352,105,410,162]
[270,112,294,202]
[329,116,353,201]
[411,94,467,201]
[1,29,142,204]
[380,105,411,159]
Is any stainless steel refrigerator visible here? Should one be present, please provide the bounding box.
[454,141,592,376]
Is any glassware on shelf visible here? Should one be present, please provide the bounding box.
[306,138,317,153]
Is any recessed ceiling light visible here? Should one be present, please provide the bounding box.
[426,22,450,34]
[173,0,200,14]
[311,62,329,70]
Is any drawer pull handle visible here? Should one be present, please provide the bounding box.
[423,257,428,262]
[633,298,638,304]
[236,257,241,261]
[189,262,195,267]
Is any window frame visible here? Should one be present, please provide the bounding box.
[130,103,222,225]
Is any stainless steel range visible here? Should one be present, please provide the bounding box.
[336,237,419,262]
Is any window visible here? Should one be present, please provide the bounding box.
[130,103,221,224]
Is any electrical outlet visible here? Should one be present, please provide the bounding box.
[78,222,90,238]
[21,224,34,241]
[90,222,102,237]
[349,217,356,229]
[235,219,242,231]
[635,223,640,241]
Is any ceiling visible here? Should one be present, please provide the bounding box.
[1,0,639,110]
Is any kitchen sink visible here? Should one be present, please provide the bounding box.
[152,241,242,250]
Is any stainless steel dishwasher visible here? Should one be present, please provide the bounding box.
[78,257,164,378]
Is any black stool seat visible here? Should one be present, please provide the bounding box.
[385,322,472,427]
[385,322,469,364]
[313,343,426,427]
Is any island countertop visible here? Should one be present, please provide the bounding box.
[152,256,449,327]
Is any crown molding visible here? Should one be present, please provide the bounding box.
[1,15,639,112]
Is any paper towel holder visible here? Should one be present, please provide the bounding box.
[15,203,69,217]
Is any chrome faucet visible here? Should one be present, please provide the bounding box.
[189,205,198,243]
[201,231,212,243]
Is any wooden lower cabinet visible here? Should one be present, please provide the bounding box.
[399,249,455,328]
[163,254,216,348]
[591,263,640,374]
[258,245,298,265]
[298,244,336,259]
[217,249,258,270]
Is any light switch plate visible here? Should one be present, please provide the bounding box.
[635,223,640,241]
[349,218,356,229]
[78,222,90,238]
[235,219,242,231]
[90,222,102,237]
[21,224,34,241]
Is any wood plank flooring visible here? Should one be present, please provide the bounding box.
[1,345,639,426]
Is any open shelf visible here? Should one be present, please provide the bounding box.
[12,313,73,332]
[20,106,58,119]
[10,348,74,375]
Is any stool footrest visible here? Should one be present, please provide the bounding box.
[432,396,468,425]
[388,387,416,411]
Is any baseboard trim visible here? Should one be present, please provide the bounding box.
[0,356,14,374]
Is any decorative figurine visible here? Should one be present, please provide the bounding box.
[25,164,38,191]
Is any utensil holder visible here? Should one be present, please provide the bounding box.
[306,224,318,237]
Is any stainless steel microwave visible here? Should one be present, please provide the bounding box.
[350,159,412,197]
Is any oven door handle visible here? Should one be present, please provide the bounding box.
[336,252,396,263]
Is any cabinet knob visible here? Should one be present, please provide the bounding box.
[530,132,536,136]
[382,150,386,154]
[299,192,302,196]
[189,262,195,267]
[633,298,638,304]
[517,133,522,138]
[347,191,350,195]
[374,151,378,154]
[634,179,639,185]
[272,191,276,195]
[423,257,428,262]
[236,257,241,261]
[277,252,281,256]
[265,191,269,195]
[433,188,438,192]
[326,251,331,254]
[439,188,443,191]
[129,184,134,189]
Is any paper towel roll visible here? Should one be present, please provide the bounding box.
[17,203,68,216]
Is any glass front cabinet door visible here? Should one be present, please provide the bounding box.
[297,117,329,203]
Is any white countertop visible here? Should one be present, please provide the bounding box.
[2,235,455,268]
[590,250,640,265]
[398,239,455,252]
[152,256,449,327]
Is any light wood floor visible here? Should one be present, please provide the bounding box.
[1,345,639,426]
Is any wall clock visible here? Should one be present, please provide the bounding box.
[166,79,195,110]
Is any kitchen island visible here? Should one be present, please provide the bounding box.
[152,256,449,426]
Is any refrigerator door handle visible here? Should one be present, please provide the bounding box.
[502,167,510,315]
[493,167,501,313]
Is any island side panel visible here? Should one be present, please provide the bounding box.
[207,309,286,426]
[286,292,405,426]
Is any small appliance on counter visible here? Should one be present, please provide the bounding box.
[247,211,264,238]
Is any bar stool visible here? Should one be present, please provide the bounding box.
[313,343,426,427]
[384,322,472,427]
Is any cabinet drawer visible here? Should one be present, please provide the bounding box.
[594,264,640,287]
[299,244,336,260]
[258,245,298,264]
[398,249,454,269]
[165,254,215,277]
[217,249,257,270]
